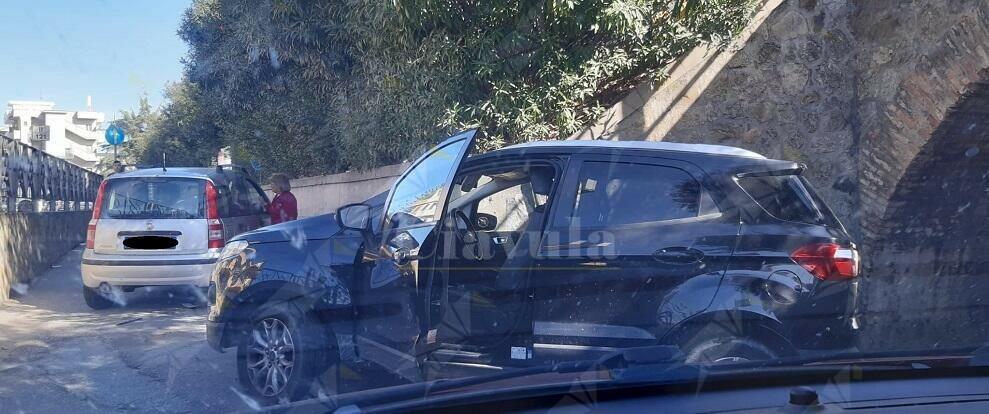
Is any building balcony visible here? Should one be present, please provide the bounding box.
[65,147,99,163]
[74,111,102,120]
[64,123,101,143]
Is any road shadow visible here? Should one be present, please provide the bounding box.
[0,248,245,413]
[96,286,209,313]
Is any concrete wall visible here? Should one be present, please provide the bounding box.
[1,211,90,301]
[265,162,410,217]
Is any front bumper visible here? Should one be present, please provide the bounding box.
[206,319,229,351]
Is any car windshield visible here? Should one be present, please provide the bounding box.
[3,0,988,412]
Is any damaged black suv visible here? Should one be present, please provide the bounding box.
[206,130,859,402]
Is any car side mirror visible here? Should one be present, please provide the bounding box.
[474,213,497,231]
[337,203,372,232]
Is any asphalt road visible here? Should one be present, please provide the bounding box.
[0,245,258,413]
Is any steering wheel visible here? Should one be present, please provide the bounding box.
[452,210,478,245]
[451,210,487,261]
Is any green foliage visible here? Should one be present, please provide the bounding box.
[145,0,753,176]
[121,82,224,170]
[140,81,224,168]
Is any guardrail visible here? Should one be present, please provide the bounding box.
[1,134,102,213]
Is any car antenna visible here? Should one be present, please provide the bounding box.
[161,152,167,172]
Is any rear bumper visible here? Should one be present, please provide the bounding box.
[81,250,217,288]
[81,257,217,266]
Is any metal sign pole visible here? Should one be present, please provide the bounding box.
[105,123,125,171]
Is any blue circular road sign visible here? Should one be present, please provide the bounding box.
[105,124,126,145]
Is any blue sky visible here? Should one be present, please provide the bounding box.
[0,0,190,119]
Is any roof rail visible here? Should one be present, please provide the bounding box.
[215,164,250,174]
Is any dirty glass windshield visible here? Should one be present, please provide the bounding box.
[3,0,987,412]
[101,178,205,219]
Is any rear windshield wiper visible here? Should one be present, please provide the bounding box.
[734,163,806,178]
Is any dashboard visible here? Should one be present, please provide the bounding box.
[361,365,989,413]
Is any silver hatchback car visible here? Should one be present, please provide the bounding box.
[81,166,270,309]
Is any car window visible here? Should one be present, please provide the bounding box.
[212,179,233,218]
[736,175,837,226]
[244,178,268,215]
[386,140,470,228]
[224,174,264,217]
[474,183,532,232]
[564,162,704,227]
[101,178,204,219]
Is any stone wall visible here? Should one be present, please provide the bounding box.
[664,0,860,238]
[1,211,90,301]
[572,0,861,238]
[574,0,989,252]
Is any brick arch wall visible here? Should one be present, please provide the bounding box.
[853,1,989,252]
[860,75,989,351]
[875,74,989,247]
[853,1,989,349]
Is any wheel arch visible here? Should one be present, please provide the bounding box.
[221,280,344,351]
[659,309,796,358]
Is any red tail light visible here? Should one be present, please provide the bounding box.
[86,220,98,249]
[86,180,109,249]
[791,243,859,281]
[205,181,224,249]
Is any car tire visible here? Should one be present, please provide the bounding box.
[236,302,335,404]
[682,334,779,364]
[83,286,115,310]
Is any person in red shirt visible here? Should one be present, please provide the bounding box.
[267,173,298,224]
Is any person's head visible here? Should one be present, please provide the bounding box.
[112,160,123,173]
[270,173,292,194]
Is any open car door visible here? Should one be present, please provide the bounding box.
[355,129,477,382]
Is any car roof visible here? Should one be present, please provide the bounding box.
[472,139,795,176]
[106,167,237,181]
[498,139,766,159]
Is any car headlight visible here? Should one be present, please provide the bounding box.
[218,240,250,262]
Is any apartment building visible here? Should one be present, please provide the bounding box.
[4,100,106,170]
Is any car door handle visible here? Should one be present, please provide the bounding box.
[653,247,704,264]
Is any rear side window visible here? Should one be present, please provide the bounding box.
[736,175,837,226]
[211,174,268,217]
[227,174,268,216]
[101,178,205,219]
[565,162,711,227]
